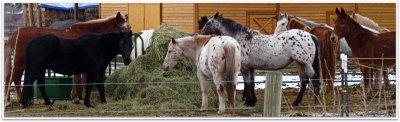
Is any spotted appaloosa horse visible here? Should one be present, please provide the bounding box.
[201,12,321,107]
[274,12,340,95]
[4,12,131,106]
[163,35,240,114]
[331,8,396,97]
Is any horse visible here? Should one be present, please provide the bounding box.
[331,8,396,97]
[20,30,133,108]
[163,35,240,114]
[4,12,131,106]
[274,12,340,95]
[201,12,321,107]
[130,29,154,60]
[350,12,393,89]
[350,12,391,33]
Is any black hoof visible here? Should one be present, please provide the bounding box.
[20,103,29,108]
[244,99,256,107]
[292,102,300,107]
[101,101,107,104]
[84,102,94,108]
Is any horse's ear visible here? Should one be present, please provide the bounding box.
[129,31,133,36]
[340,8,347,16]
[284,12,288,18]
[219,14,223,17]
[116,12,123,20]
[213,12,219,18]
[335,8,341,16]
[171,38,176,44]
[125,14,129,20]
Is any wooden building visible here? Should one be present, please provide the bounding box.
[99,3,396,34]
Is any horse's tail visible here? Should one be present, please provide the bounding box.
[224,44,238,107]
[4,28,19,82]
[311,35,321,94]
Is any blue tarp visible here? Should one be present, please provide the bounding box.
[39,3,99,11]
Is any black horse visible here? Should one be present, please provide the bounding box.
[20,30,133,108]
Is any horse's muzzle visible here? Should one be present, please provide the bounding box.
[124,59,131,65]
[164,66,169,71]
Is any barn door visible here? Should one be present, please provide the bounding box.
[246,11,277,34]
[128,4,161,32]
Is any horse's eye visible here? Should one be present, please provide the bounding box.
[168,50,172,53]
[281,23,285,26]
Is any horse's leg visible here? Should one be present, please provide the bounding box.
[95,72,107,104]
[292,69,308,107]
[361,67,372,99]
[84,73,94,108]
[11,49,25,103]
[4,45,12,106]
[81,73,87,100]
[37,71,52,107]
[227,72,238,111]
[383,70,390,89]
[197,72,208,111]
[71,74,81,104]
[249,69,257,106]
[20,69,38,108]
[241,67,255,106]
[213,74,225,114]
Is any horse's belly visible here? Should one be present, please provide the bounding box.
[49,60,87,75]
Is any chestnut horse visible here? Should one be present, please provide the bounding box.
[4,12,131,106]
[274,13,339,95]
[332,8,396,96]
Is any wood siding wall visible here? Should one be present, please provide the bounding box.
[357,3,396,31]
[161,4,196,33]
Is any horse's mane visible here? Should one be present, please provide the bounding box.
[221,17,251,35]
[350,13,381,31]
[68,14,124,30]
[193,35,212,47]
[293,16,329,28]
[288,18,312,31]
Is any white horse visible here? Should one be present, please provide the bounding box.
[130,29,154,60]
[201,12,321,107]
[163,35,241,114]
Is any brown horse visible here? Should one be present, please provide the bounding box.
[332,8,396,96]
[275,13,340,95]
[4,12,131,106]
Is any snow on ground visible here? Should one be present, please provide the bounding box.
[236,73,396,90]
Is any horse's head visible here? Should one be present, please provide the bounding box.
[198,16,209,30]
[115,12,131,32]
[200,12,224,35]
[333,8,354,40]
[163,38,186,71]
[119,30,133,65]
[274,12,289,34]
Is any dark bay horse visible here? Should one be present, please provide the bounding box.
[274,13,340,95]
[4,12,131,106]
[332,8,396,96]
[20,31,133,108]
[201,12,321,107]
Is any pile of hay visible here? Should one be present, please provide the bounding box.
[105,24,217,110]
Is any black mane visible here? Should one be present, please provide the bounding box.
[220,17,253,39]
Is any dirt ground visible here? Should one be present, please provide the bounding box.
[4,83,396,118]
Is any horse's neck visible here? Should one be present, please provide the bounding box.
[181,41,200,60]
[345,24,377,51]
[98,33,120,58]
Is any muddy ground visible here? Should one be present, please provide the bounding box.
[4,84,396,118]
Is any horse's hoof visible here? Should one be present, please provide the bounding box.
[244,99,256,107]
[200,107,207,111]
[20,103,29,108]
[72,100,81,104]
[101,101,107,104]
[5,101,11,107]
[217,110,224,114]
[46,104,56,110]
[86,105,95,108]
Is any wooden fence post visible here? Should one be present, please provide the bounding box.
[263,71,282,117]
